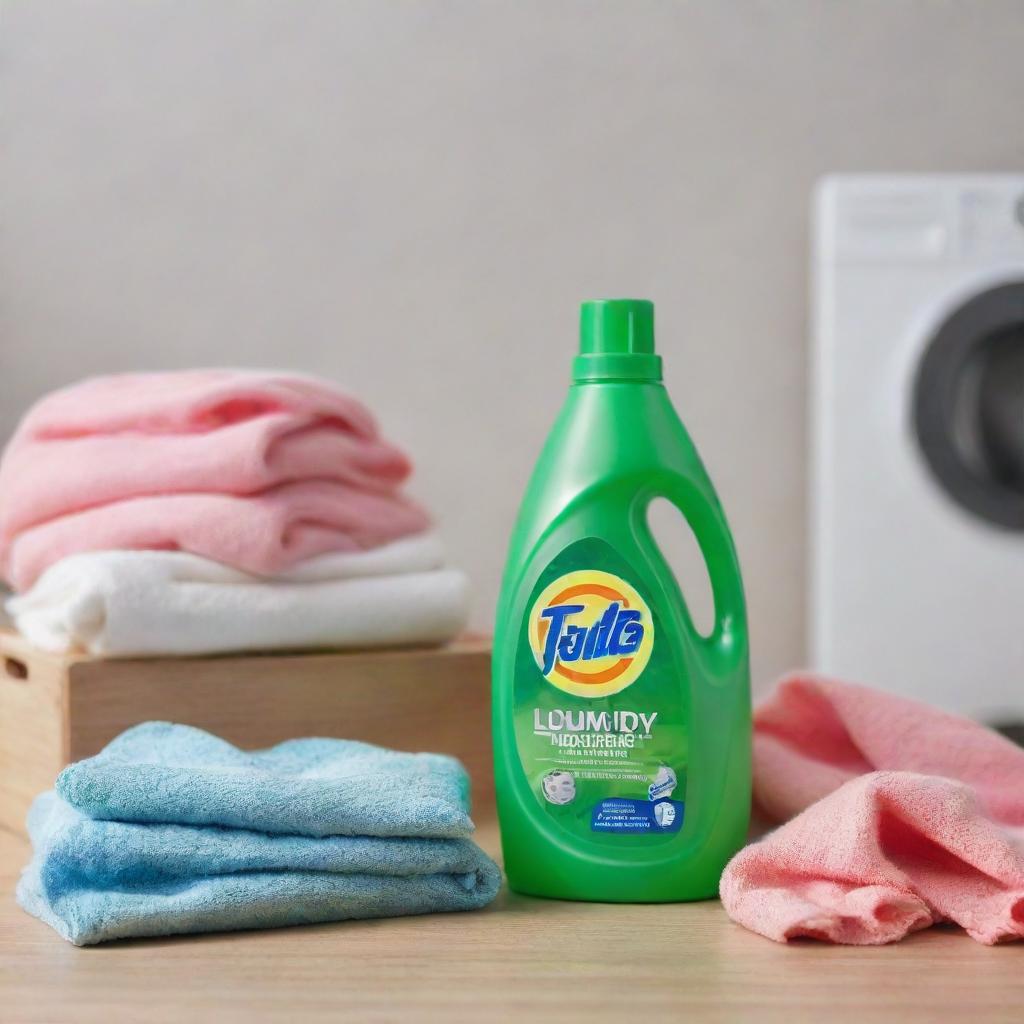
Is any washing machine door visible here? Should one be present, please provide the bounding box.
[914,281,1024,529]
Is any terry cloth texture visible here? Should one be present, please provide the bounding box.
[7,539,467,657]
[720,675,1024,945]
[18,723,501,945]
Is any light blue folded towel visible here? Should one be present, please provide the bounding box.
[18,723,501,945]
[55,721,473,837]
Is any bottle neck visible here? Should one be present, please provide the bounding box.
[572,351,663,383]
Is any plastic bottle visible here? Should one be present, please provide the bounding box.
[492,299,750,902]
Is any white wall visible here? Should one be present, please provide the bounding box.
[2,0,1023,690]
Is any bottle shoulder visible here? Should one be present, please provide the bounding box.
[497,381,737,627]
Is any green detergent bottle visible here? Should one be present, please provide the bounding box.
[492,299,750,902]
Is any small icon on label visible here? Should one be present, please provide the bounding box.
[653,801,677,828]
[542,770,576,805]
[649,764,677,801]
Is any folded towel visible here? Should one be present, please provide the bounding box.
[57,722,475,837]
[0,370,433,591]
[20,794,501,946]
[7,540,468,656]
[6,544,464,655]
[3,479,431,593]
[720,675,1024,945]
[18,724,501,944]
[0,370,412,543]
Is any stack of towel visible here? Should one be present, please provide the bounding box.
[19,722,501,945]
[0,370,468,656]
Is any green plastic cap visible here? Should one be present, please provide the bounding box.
[574,299,662,381]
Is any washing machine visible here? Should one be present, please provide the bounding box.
[811,174,1024,721]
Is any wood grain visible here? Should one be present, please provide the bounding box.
[0,822,1020,1024]
[0,633,68,835]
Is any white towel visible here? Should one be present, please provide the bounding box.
[6,535,469,657]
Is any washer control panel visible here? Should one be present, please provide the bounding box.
[820,175,1024,263]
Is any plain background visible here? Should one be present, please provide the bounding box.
[2,0,1023,691]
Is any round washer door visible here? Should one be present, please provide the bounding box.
[914,280,1024,529]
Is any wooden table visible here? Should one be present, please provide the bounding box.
[0,821,1019,1023]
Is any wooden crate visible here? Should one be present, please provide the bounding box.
[0,629,494,836]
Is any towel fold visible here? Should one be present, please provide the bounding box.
[18,724,501,945]
[4,370,377,438]
[20,794,500,946]
[54,721,473,837]
[7,540,468,656]
[720,675,1024,945]
[3,479,431,593]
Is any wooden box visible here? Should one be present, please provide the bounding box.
[0,629,493,836]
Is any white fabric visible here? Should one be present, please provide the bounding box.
[6,535,468,657]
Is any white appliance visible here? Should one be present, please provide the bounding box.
[812,174,1024,720]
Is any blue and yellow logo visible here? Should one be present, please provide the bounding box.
[528,570,654,697]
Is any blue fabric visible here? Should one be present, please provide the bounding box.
[18,723,501,945]
[55,721,473,837]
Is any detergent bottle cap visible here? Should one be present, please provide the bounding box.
[574,299,663,382]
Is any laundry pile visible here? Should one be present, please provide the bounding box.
[720,675,1024,945]
[0,370,468,656]
[19,722,501,944]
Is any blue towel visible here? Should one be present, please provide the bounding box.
[18,723,501,945]
[55,721,473,837]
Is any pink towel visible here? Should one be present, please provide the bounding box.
[720,675,1024,945]
[0,371,412,541]
[4,481,429,592]
[0,371,429,590]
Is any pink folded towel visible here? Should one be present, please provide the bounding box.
[720,675,1024,945]
[0,371,429,590]
[0,371,411,542]
[4,481,429,593]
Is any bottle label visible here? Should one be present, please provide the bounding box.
[512,538,688,843]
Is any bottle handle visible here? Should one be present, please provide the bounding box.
[636,470,748,677]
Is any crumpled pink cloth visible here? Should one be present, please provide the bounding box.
[720,675,1024,945]
[0,371,429,590]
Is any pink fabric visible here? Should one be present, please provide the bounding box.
[0,371,411,542]
[4,481,429,591]
[8,370,377,437]
[0,371,428,590]
[721,675,1024,945]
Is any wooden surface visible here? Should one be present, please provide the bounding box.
[0,630,494,832]
[0,821,1020,1024]
[1,631,1020,1020]
[0,632,66,838]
